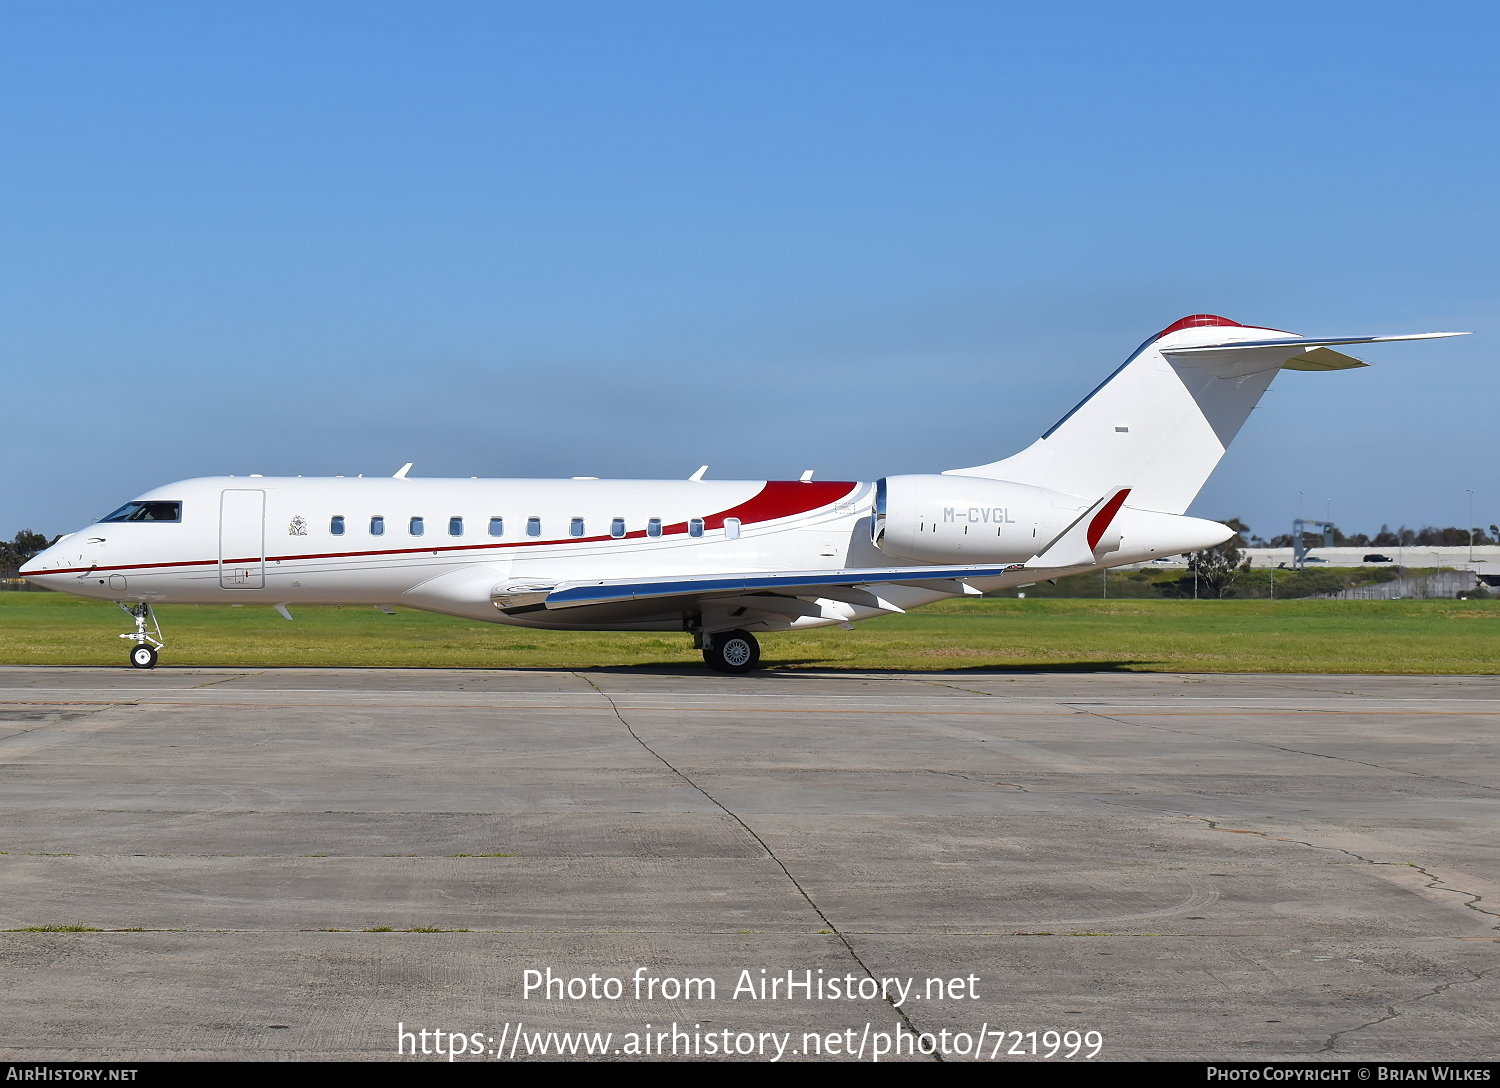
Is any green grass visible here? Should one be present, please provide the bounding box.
[0,593,1496,673]
[12,924,101,932]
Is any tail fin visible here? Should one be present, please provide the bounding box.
[944,314,1468,514]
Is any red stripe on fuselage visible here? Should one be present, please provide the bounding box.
[657,480,860,536]
[705,480,858,529]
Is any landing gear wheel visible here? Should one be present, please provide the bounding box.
[703,629,760,674]
[117,602,164,669]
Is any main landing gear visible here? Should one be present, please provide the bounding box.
[702,629,760,675]
[118,602,163,669]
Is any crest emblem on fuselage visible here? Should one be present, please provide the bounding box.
[288,515,308,536]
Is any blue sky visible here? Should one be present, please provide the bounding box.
[4,1,1495,541]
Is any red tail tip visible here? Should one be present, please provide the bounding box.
[1154,314,1243,338]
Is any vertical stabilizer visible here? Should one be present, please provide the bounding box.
[943,316,1466,515]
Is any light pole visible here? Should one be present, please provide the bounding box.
[1467,489,1475,563]
[1297,491,1305,570]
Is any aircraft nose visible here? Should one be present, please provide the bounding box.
[19,540,68,580]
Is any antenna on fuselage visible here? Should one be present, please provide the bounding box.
[689,466,708,481]
[392,463,413,479]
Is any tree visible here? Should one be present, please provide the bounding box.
[1161,518,1251,598]
[1190,517,1252,598]
[0,529,57,579]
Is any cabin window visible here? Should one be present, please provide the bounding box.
[570,517,585,538]
[724,517,741,540]
[101,501,181,523]
[409,516,425,537]
[526,517,541,537]
[370,516,385,536]
[488,517,504,537]
[647,518,662,538]
[689,518,704,538]
[610,517,625,538]
[330,516,345,536]
[448,516,463,537]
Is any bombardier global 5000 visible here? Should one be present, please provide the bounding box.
[22,315,1466,672]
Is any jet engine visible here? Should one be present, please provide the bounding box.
[871,475,1091,564]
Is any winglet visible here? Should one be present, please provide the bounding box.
[1029,488,1131,569]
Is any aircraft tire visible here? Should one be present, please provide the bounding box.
[703,630,760,674]
[130,645,158,670]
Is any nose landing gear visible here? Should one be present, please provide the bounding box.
[118,602,163,669]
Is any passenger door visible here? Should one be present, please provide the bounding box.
[219,489,266,589]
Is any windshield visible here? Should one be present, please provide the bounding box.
[100,501,182,523]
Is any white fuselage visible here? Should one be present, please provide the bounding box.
[21,473,1221,633]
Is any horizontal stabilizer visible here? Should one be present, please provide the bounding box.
[1165,332,1469,376]
[1164,332,1468,356]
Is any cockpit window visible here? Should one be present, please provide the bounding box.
[101,501,182,523]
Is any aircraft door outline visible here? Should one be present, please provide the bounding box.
[219,489,266,589]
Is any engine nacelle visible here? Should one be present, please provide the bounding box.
[872,475,1089,564]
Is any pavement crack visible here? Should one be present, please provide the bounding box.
[1317,964,1497,1054]
[931,769,1029,791]
[1182,817,1500,928]
[893,676,1011,697]
[189,672,259,689]
[575,672,939,1059]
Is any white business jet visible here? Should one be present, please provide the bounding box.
[22,315,1466,672]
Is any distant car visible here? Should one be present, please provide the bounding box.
[1363,554,1394,563]
[1150,557,1176,564]
[1302,556,1328,564]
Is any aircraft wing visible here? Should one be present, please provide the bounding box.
[493,483,1142,627]
[519,564,1031,622]
[519,488,1140,625]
